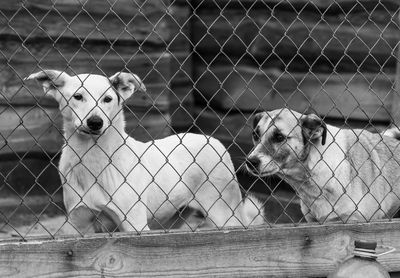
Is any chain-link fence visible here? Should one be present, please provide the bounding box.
[0,0,399,240]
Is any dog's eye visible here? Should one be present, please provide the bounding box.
[73,94,83,101]
[272,132,286,143]
[103,96,113,103]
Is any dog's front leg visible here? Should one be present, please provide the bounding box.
[107,184,149,233]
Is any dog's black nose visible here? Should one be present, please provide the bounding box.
[87,116,103,131]
[246,157,260,172]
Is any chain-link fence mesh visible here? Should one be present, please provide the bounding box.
[0,0,399,240]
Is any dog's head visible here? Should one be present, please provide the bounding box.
[246,108,327,177]
[25,70,146,136]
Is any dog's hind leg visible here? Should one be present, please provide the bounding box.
[188,180,245,228]
[68,206,98,234]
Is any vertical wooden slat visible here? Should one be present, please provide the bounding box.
[391,11,400,126]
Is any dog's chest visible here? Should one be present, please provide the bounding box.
[60,145,130,208]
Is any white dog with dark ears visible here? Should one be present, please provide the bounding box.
[25,70,264,233]
[246,108,400,223]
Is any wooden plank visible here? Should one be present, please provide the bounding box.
[0,0,170,16]
[0,159,61,196]
[0,3,190,50]
[0,2,190,50]
[195,65,395,121]
[1,221,400,277]
[0,4,175,44]
[193,0,399,9]
[0,106,64,156]
[193,8,399,67]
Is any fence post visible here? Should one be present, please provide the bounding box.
[392,11,400,126]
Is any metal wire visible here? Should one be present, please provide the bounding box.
[0,0,399,240]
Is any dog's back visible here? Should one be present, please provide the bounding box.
[344,129,400,219]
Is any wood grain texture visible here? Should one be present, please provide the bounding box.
[0,0,169,15]
[195,65,395,121]
[0,221,400,277]
[193,8,399,66]
[0,1,183,45]
[193,0,399,9]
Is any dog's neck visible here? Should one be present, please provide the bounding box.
[279,125,345,198]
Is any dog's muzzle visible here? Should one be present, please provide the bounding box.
[86,115,104,132]
[245,157,260,173]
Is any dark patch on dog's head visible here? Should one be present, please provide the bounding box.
[29,70,66,89]
[300,113,327,146]
[109,79,122,104]
[108,72,146,104]
[253,112,264,129]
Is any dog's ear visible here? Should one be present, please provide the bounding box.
[300,113,327,146]
[25,70,71,102]
[253,112,265,129]
[109,72,146,101]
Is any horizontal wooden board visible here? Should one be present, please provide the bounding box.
[193,0,399,9]
[193,8,399,66]
[0,105,171,157]
[1,221,400,277]
[0,158,61,196]
[0,0,169,16]
[195,66,395,121]
[0,2,190,46]
[0,106,64,156]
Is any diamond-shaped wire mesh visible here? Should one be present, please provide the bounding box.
[0,0,399,240]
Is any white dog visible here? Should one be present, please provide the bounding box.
[26,70,264,233]
[246,108,400,223]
